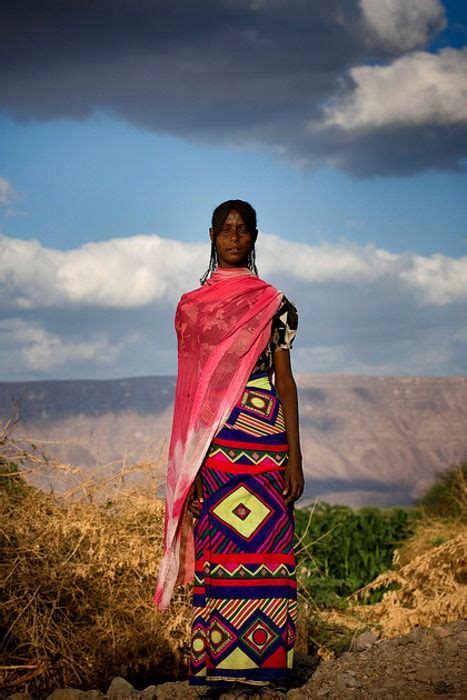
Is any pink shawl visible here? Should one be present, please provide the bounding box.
[153,265,283,610]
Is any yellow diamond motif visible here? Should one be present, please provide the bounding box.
[251,396,266,408]
[212,485,272,538]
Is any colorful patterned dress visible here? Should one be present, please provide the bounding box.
[189,295,299,689]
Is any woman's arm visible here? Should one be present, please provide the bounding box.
[273,348,304,505]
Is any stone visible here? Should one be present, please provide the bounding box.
[434,679,454,694]
[351,630,379,652]
[46,690,83,699]
[414,668,437,684]
[106,677,136,699]
[153,681,198,699]
[408,627,424,643]
[336,671,361,692]
[335,674,347,692]
[432,625,453,639]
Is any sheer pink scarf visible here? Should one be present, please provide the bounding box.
[153,266,283,610]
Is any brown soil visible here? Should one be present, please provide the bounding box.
[290,619,467,699]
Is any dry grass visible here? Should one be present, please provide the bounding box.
[347,518,467,636]
[2,407,466,695]
[0,414,192,697]
[310,515,467,655]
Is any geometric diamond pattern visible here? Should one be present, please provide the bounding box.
[232,502,251,521]
[189,374,297,688]
[208,614,236,661]
[240,390,274,418]
[241,614,278,658]
[190,620,207,667]
[212,484,272,539]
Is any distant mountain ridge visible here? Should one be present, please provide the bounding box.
[1,373,466,508]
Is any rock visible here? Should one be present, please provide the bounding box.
[407,627,424,643]
[7,694,31,700]
[396,635,413,646]
[414,668,437,684]
[140,685,158,699]
[153,681,198,699]
[434,679,454,694]
[336,671,360,691]
[335,674,347,692]
[285,689,302,699]
[350,630,379,652]
[432,625,453,639]
[46,690,83,699]
[106,677,136,699]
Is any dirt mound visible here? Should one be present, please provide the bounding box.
[291,619,467,699]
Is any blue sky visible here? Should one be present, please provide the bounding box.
[1,0,466,380]
[2,111,467,257]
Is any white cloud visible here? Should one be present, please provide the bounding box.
[259,233,399,283]
[0,176,18,206]
[1,230,466,378]
[0,317,138,371]
[0,233,207,308]
[399,252,467,305]
[322,47,467,130]
[360,0,446,51]
[1,231,467,312]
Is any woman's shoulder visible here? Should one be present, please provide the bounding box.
[275,294,298,325]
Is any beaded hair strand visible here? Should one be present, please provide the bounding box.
[199,240,219,285]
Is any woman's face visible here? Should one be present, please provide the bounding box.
[209,209,255,268]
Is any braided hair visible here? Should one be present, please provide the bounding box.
[200,199,259,285]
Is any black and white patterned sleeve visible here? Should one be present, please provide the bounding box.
[270,295,298,352]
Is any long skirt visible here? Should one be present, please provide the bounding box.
[188,370,297,689]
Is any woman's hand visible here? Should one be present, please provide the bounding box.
[187,471,204,517]
[283,457,304,505]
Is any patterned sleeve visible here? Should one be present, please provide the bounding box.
[270,295,298,352]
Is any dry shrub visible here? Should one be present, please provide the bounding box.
[393,517,465,566]
[346,520,467,637]
[0,418,192,697]
[296,497,466,658]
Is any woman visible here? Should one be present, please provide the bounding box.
[154,200,304,699]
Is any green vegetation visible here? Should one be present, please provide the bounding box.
[294,501,420,607]
[416,459,467,521]
[294,458,467,612]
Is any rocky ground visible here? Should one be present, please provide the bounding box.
[289,619,467,699]
[5,619,466,700]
